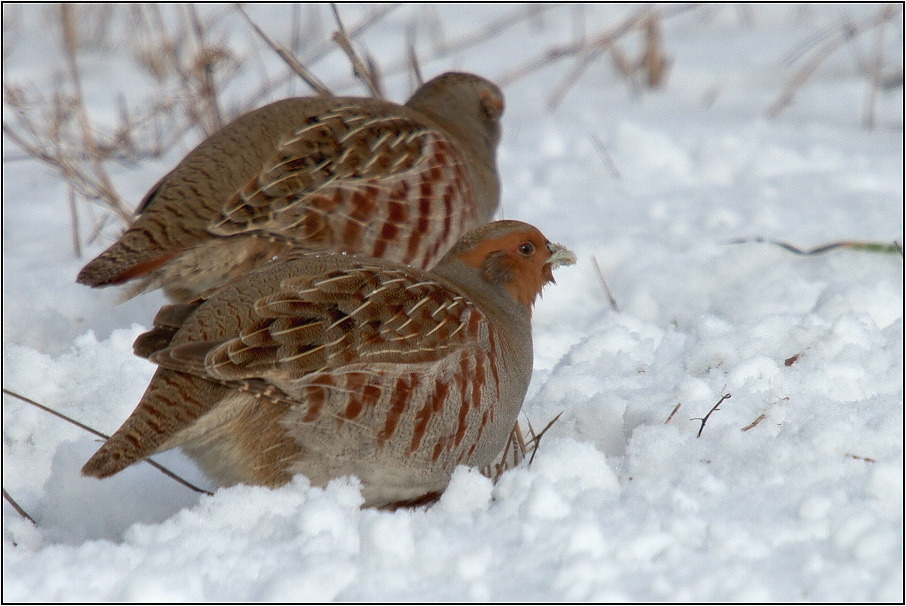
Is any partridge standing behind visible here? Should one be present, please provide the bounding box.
[76,72,504,302]
[82,220,576,509]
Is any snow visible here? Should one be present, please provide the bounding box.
[3,4,903,602]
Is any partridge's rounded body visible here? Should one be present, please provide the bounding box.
[77,72,504,302]
[82,220,576,508]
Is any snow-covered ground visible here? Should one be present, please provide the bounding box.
[3,4,903,601]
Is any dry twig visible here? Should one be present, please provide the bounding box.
[494,4,695,110]
[641,13,671,88]
[741,414,766,432]
[590,133,622,179]
[482,412,563,482]
[237,4,332,97]
[185,4,225,132]
[361,4,559,91]
[331,4,382,98]
[665,403,682,424]
[692,391,731,438]
[845,453,877,463]
[591,256,620,312]
[407,40,424,89]
[768,4,903,119]
[236,4,391,106]
[58,4,129,221]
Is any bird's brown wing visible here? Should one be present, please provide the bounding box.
[207,107,477,269]
[150,261,489,394]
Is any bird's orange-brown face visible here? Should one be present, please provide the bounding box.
[455,227,575,310]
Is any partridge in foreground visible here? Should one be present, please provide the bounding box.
[82,220,576,508]
[77,72,504,302]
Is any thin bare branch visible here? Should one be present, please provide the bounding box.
[527,411,563,466]
[590,133,622,179]
[691,391,731,438]
[2,388,212,496]
[726,236,904,257]
[2,488,36,525]
[546,7,654,111]
[768,4,902,118]
[591,256,620,312]
[58,4,129,221]
[186,4,224,131]
[366,52,385,99]
[481,411,563,481]
[236,4,332,97]
[331,4,381,98]
[362,4,560,92]
[406,24,424,90]
[303,4,401,65]
[641,13,671,88]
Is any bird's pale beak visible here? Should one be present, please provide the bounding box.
[546,242,577,269]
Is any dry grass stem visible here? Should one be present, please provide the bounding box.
[610,43,641,96]
[237,5,332,98]
[68,187,81,258]
[741,414,766,432]
[499,4,696,110]
[398,3,557,84]
[365,53,386,98]
[5,3,255,256]
[2,92,132,227]
[591,256,620,312]
[2,488,36,525]
[642,14,671,88]
[185,4,225,132]
[861,8,897,129]
[303,4,401,66]
[590,133,622,179]
[482,412,563,482]
[408,41,425,89]
[768,4,903,119]
[527,412,564,466]
[665,403,682,424]
[845,453,877,463]
[59,4,129,223]
[125,4,239,138]
[331,4,382,98]
[441,4,552,57]
[369,4,558,89]
[545,7,653,111]
[236,3,398,107]
[726,236,904,257]
[2,388,212,496]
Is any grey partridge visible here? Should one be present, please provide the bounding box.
[81,220,576,509]
[76,72,504,302]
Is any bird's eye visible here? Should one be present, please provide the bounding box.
[517,242,535,256]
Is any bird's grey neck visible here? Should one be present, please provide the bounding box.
[431,260,532,346]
